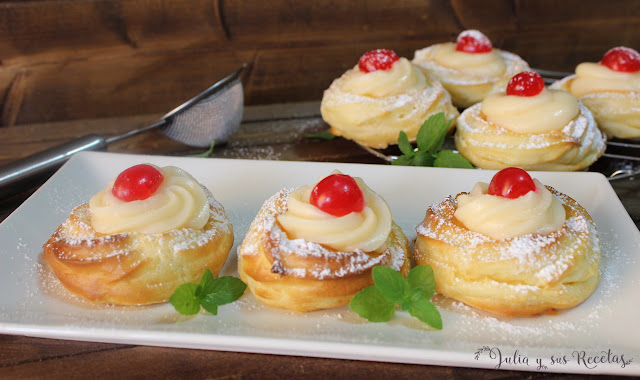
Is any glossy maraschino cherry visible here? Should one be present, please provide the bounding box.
[487,167,537,199]
[358,49,399,73]
[112,164,164,202]
[600,47,640,73]
[310,174,365,217]
[506,71,545,97]
[455,30,493,53]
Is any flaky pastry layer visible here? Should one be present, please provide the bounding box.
[414,187,600,317]
[237,189,410,312]
[42,194,234,305]
[551,75,640,139]
[454,101,606,171]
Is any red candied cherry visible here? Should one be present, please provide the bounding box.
[487,167,537,199]
[112,164,164,202]
[358,49,399,73]
[506,71,545,97]
[310,174,365,217]
[455,30,493,53]
[600,47,640,73]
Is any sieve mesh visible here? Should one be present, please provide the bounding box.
[161,78,244,147]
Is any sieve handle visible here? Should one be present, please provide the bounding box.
[0,134,107,197]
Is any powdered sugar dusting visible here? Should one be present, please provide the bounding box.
[237,189,406,280]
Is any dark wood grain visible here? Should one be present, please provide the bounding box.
[2,0,640,125]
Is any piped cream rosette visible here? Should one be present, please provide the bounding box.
[42,165,234,305]
[414,180,600,317]
[551,62,640,139]
[320,58,458,148]
[237,172,410,312]
[412,43,530,108]
[455,88,606,170]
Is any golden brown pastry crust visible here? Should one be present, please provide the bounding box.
[42,194,234,305]
[237,189,411,312]
[454,101,606,171]
[552,75,640,139]
[414,187,600,317]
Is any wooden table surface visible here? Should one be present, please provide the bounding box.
[0,102,638,379]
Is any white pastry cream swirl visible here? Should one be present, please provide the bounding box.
[481,88,579,134]
[569,62,640,97]
[89,166,209,234]
[276,176,392,252]
[431,43,507,77]
[341,57,427,97]
[454,180,566,240]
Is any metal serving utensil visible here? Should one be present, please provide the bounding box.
[0,64,246,194]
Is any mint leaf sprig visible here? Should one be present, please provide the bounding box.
[392,112,473,169]
[349,265,442,330]
[169,269,247,315]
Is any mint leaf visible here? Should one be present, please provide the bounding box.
[407,265,436,299]
[190,140,216,158]
[169,283,200,315]
[407,297,443,330]
[416,112,449,153]
[199,297,219,315]
[349,286,396,322]
[434,150,473,169]
[372,266,408,303]
[349,265,443,329]
[305,130,336,140]
[397,131,414,156]
[169,271,246,316]
[203,276,247,305]
[413,150,435,167]
[196,269,216,298]
[391,155,414,166]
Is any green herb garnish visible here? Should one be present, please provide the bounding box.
[349,265,442,329]
[169,269,246,315]
[392,112,473,169]
[191,140,216,158]
[305,130,336,140]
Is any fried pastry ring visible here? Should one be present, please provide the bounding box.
[552,75,640,139]
[415,187,600,317]
[42,193,234,305]
[237,189,411,312]
[454,101,606,171]
[412,45,530,108]
[320,59,458,149]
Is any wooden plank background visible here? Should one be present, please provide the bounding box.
[1,0,639,126]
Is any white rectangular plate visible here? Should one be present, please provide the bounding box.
[1,151,639,375]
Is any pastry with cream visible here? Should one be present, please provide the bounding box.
[455,71,606,171]
[551,46,640,139]
[412,30,530,108]
[237,171,411,312]
[43,164,234,305]
[415,167,600,317]
[321,49,459,149]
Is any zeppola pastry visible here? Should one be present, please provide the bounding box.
[237,171,411,312]
[321,49,458,148]
[415,167,600,317]
[551,46,640,139]
[43,164,234,305]
[412,30,530,108]
[455,71,606,171]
